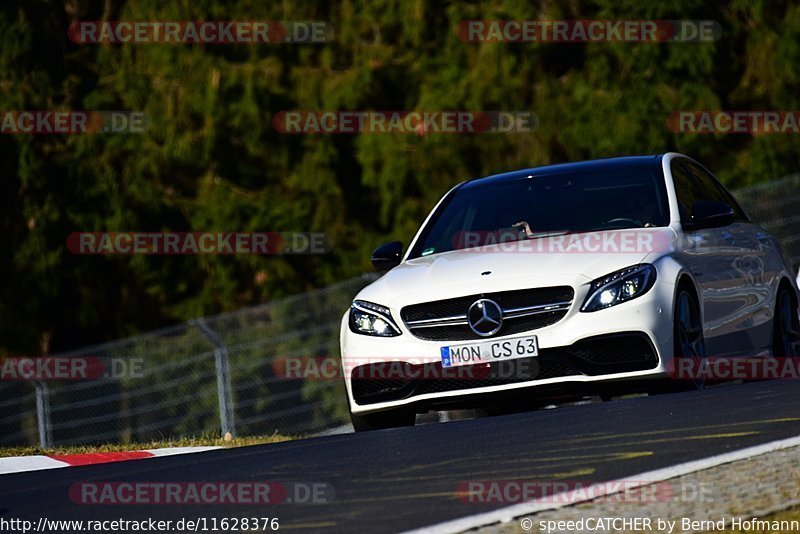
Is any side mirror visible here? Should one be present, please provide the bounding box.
[686,201,735,230]
[371,241,403,271]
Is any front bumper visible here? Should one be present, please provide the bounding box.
[352,332,658,405]
[341,275,677,415]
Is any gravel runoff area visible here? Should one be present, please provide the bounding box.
[470,444,800,534]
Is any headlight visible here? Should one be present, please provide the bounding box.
[349,300,402,337]
[581,264,656,312]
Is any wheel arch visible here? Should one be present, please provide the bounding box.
[774,276,799,332]
[673,272,703,328]
[777,276,798,303]
[773,276,800,357]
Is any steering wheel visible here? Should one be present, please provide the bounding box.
[601,217,644,228]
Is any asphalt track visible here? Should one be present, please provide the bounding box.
[2,381,800,533]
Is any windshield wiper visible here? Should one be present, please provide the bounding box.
[525,230,570,239]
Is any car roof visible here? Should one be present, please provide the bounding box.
[460,154,665,190]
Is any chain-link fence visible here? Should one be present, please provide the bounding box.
[1,176,799,448]
[735,173,800,270]
[0,274,378,447]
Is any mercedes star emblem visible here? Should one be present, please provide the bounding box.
[467,299,504,337]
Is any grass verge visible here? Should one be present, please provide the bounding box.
[0,432,292,458]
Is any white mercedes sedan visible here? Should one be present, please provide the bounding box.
[340,153,800,431]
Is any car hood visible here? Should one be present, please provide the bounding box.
[356,228,677,308]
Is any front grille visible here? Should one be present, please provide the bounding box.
[351,377,414,404]
[351,332,658,405]
[400,286,574,341]
[565,333,658,373]
[413,312,567,341]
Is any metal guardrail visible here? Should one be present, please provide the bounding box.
[1,175,799,447]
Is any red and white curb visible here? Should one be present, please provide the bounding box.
[0,446,222,475]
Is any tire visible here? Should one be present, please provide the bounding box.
[773,286,800,358]
[350,409,415,432]
[670,285,707,390]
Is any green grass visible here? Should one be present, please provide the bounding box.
[0,432,292,458]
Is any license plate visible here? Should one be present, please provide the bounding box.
[441,335,538,368]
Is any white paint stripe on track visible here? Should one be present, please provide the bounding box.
[143,446,223,456]
[0,456,69,475]
[403,433,800,534]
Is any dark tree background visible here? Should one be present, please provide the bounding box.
[1,0,799,355]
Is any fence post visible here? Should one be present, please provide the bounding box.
[191,319,236,438]
[34,381,52,449]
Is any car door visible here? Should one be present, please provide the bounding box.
[684,161,774,354]
[687,162,781,352]
[671,159,760,356]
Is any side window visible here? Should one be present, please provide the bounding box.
[684,161,748,221]
[670,159,716,223]
[670,159,747,224]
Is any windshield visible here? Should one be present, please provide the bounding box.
[409,169,669,259]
